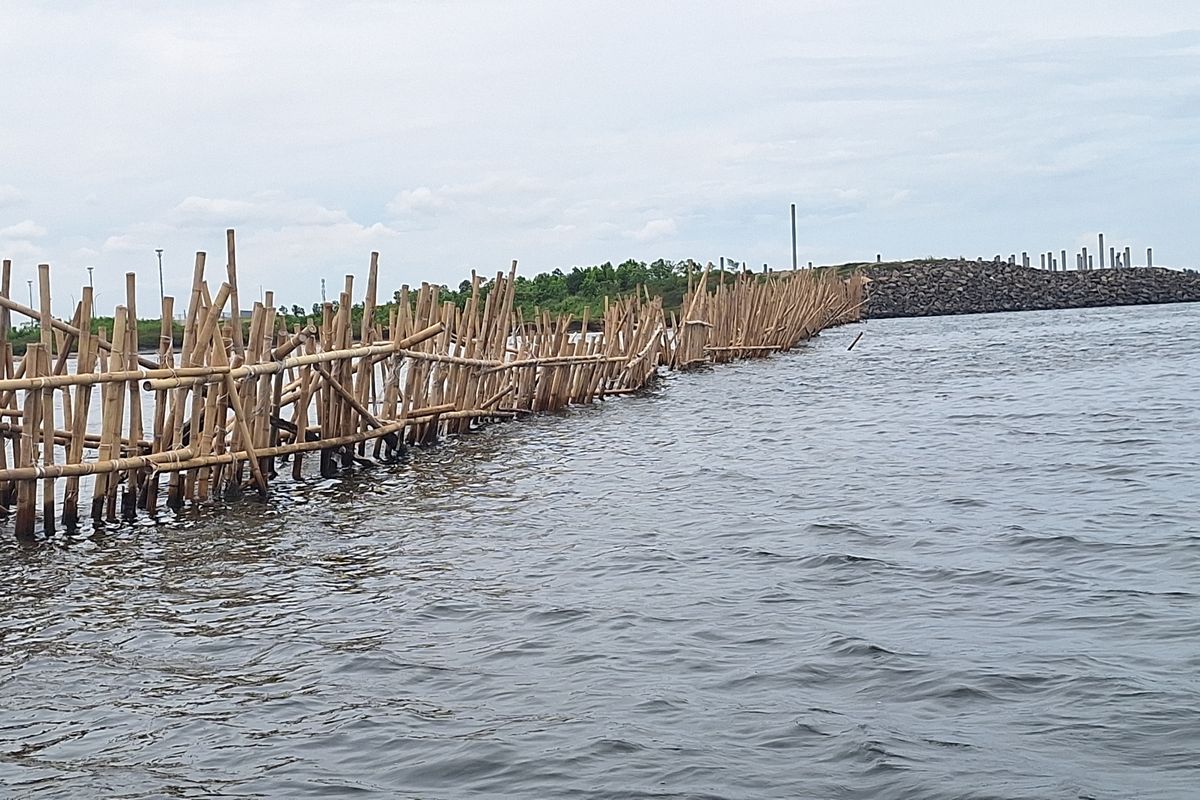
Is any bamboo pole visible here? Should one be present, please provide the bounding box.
[143,295,175,513]
[1,447,197,481]
[62,287,96,528]
[92,307,128,522]
[122,273,142,519]
[208,326,269,497]
[0,260,10,509]
[15,343,43,538]
[37,266,56,532]
[226,229,245,357]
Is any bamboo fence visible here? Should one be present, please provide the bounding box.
[0,231,866,539]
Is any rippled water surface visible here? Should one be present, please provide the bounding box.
[3,303,1199,799]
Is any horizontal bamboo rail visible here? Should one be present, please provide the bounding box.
[1,447,196,481]
[0,233,866,540]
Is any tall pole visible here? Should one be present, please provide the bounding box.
[790,203,797,270]
[1098,233,1105,268]
[87,266,94,288]
[155,248,164,308]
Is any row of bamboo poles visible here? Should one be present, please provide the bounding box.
[0,230,866,540]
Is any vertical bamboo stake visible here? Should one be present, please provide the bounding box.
[167,253,206,508]
[0,260,10,509]
[62,287,96,528]
[16,344,44,538]
[123,273,142,519]
[37,265,56,532]
[96,311,128,521]
[208,330,269,497]
[144,294,174,513]
[226,229,245,358]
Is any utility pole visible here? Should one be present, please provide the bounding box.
[790,203,797,270]
[87,266,94,288]
[155,248,165,308]
[27,279,33,311]
[321,278,326,303]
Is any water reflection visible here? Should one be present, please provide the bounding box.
[2,303,1199,798]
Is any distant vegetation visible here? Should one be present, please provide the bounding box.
[5,318,184,356]
[271,259,764,331]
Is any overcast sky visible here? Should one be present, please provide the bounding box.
[2,1,1198,313]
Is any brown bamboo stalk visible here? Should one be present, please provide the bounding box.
[226,229,245,357]
[1,446,196,481]
[93,308,128,522]
[122,273,142,519]
[62,286,96,528]
[37,266,56,532]
[15,343,43,538]
[207,326,268,497]
[143,294,175,513]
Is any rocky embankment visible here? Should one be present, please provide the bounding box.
[863,260,1200,319]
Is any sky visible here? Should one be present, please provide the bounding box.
[1,0,1198,314]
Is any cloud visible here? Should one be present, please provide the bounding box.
[628,218,678,242]
[0,219,46,239]
[0,218,47,262]
[386,187,454,216]
[169,193,350,228]
[385,174,548,218]
[1,2,1198,298]
[0,185,22,208]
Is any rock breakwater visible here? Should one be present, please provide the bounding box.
[863,260,1200,319]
